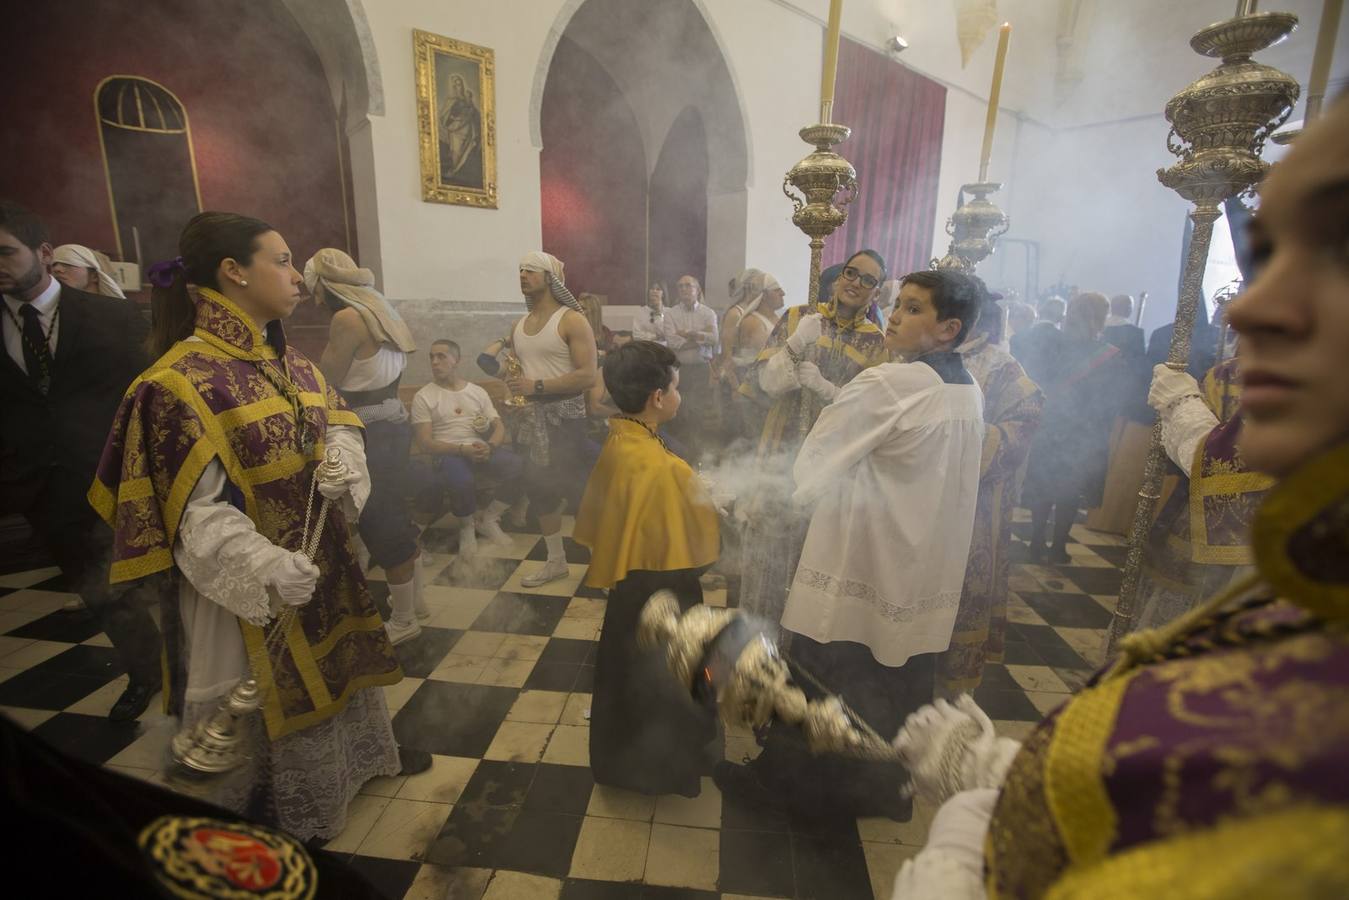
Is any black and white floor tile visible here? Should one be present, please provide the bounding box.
[0,510,1123,899]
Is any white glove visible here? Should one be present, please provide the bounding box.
[264,551,320,606]
[785,313,824,358]
[890,789,999,900]
[1148,363,1201,413]
[317,468,362,501]
[893,695,1023,805]
[797,361,840,402]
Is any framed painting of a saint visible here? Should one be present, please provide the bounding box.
[414,29,497,208]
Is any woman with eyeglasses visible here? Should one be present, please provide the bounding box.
[632,280,675,347]
[735,249,888,626]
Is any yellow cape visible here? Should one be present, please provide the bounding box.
[573,418,720,588]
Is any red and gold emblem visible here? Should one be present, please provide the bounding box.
[139,816,316,899]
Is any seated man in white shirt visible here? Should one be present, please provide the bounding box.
[715,269,986,822]
[410,339,523,559]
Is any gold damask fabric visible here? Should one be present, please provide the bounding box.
[988,442,1349,896]
[987,589,1349,897]
[91,288,399,739]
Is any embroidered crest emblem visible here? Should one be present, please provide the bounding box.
[138,816,317,899]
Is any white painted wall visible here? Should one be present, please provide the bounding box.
[986,0,1342,335]
[349,0,1066,307]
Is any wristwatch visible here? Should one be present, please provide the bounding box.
[534,379,545,396]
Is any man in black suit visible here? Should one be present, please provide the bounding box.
[1010,295,1065,386]
[0,201,161,721]
[1103,294,1146,358]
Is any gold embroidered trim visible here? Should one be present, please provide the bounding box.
[1045,670,1135,864]
[1044,804,1349,899]
[1252,442,1349,623]
[1187,438,1273,564]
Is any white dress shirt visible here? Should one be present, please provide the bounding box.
[666,300,719,365]
[3,277,61,373]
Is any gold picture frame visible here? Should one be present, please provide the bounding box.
[414,29,497,208]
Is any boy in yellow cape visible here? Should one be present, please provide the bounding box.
[574,340,722,797]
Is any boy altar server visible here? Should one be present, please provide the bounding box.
[574,340,722,797]
[718,269,985,820]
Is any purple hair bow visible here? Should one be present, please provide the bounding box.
[146,256,186,289]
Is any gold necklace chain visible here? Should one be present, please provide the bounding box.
[613,415,677,457]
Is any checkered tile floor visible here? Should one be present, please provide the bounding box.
[0,510,1124,900]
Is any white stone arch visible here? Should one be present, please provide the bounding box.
[528,0,753,189]
[530,0,753,301]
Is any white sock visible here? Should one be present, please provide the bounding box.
[483,499,510,522]
[459,518,478,554]
[388,577,417,627]
[544,533,565,564]
[412,563,428,614]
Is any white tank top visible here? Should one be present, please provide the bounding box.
[340,344,406,392]
[513,307,573,381]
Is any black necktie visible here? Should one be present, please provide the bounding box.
[19,303,52,393]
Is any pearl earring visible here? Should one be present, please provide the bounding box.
[240,279,248,287]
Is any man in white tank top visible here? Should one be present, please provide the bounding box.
[493,251,599,587]
[307,249,427,646]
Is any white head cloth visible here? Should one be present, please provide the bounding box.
[734,269,780,317]
[304,248,416,353]
[519,251,582,312]
[52,244,125,298]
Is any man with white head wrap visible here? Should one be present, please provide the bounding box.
[716,269,783,443]
[51,244,125,298]
[488,251,599,586]
[307,248,426,645]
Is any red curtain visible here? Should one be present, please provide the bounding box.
[822,38,947,279]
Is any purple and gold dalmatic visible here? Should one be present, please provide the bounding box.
[90,287,401,740]
[985,440,1349,897]
[1145,359,1274,604]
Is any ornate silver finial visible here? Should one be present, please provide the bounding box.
[639,593,901,763]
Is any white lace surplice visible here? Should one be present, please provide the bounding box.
[172,423,397,841]
[780,362,984,667]
[173,424,369,702]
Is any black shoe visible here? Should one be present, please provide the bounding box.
[397,746,432,775]
[713,760,785,810]
[1047,546,1072,566]
[109,680,160,723]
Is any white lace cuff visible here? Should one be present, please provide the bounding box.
[1160,394,1217,477]
[174,461,290,627]
[759,350,801,397]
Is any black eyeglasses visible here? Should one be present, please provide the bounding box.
[841,266,880,290]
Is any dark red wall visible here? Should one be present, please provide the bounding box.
[822,38,946,279]
[540,37,648,305]
[0,0,350,276]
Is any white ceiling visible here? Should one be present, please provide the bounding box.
[786,0,1348,130]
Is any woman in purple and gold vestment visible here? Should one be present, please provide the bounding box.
[735,249,888,625]
[90,212,418,842]
[938,283,1044,697]
[888,96,1349,899]
[1135,356,1274,631]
